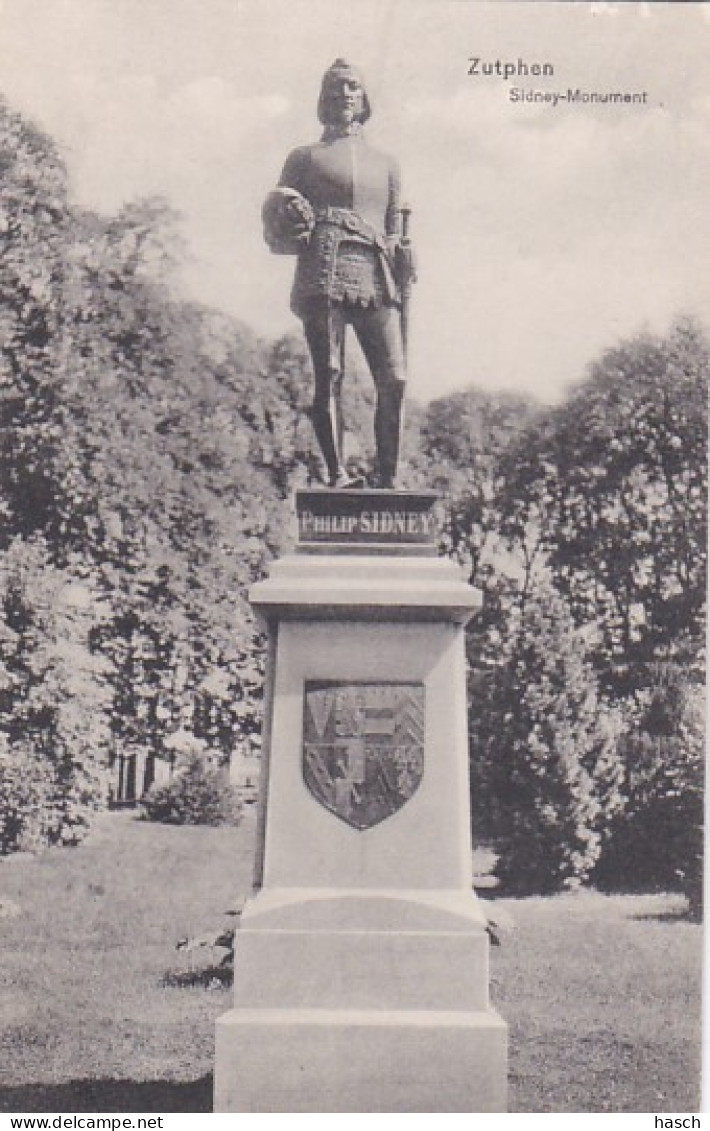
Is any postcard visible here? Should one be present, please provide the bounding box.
[0,1,706,1118]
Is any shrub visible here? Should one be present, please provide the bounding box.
[593,665,704,916]
[141,747,241,826]
[469,584,624,894]
[0,739,51,854]
[0,736,100,854]
[0,538,110,855]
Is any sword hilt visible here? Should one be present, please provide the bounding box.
[401,202,412,245]
[398,203,415,289]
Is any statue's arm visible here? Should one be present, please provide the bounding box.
[262,148,314,254]
[277,146,309,194]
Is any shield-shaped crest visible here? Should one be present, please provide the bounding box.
[302,681,425,830]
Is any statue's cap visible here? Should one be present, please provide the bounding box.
[318,58,372,124]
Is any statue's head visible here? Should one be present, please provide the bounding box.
[317,58,371,128]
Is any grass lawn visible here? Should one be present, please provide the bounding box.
[0,810,702,1113]
[489,891,701,1112]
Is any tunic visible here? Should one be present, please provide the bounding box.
[277,131,401,317]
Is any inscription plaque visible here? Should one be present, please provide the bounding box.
[296,489,439,553]
[303,681,425,830]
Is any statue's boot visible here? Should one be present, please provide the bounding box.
[375,378,405,489]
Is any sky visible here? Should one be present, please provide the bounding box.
[0,0,708,403]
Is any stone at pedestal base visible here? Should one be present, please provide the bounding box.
[216,887,507,1112]
[216,1007,507,1114]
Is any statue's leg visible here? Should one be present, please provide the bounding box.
[352,305,406,489]
[303,303,347,486]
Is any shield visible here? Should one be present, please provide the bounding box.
[302,681,425,830]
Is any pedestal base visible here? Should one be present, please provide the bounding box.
[216,517,509,1112]
[214,888,507,1112]
[215,1006,507,1113]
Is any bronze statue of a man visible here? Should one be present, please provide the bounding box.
[263,59,414,489]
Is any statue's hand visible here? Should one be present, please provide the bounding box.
[288,217,311,237]
[284,196,314,237]
[262,188,315,255]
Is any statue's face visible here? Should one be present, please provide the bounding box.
[322,74,365,127]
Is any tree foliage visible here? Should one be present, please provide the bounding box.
[500,321,707,678]
[593,655,704,915]
[415,387,537,587]
[0,98,71,543]
[469,584,624,893]
[0,98,327,847]
[0,536,111,851]
[444,322,707,896]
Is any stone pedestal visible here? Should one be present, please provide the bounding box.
[215,490,507,1113]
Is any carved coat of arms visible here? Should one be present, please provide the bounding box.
[302,681,425,830]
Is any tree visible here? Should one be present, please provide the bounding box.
[500,320,708,680]
[593,650,704,915]
[0,99,280,846]
[0,537,111,852]
[0,98,72,543]
[483,319,707,901]
[415,388,537,586]
[468,582,624,893]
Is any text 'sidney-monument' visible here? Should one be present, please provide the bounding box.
[214,60,508,1112]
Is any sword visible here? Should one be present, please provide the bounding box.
[399,203,414,367]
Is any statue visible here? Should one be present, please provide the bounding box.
[262,59,415,489]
